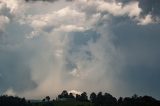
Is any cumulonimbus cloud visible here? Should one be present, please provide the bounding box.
[0,0,160,99]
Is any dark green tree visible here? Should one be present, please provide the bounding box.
[96,92,103,105]
[68,93,75,99]
[80,92,88,102]
[90,92,97,103]
[45,96,50,102]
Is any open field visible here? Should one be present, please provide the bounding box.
[31,101,92,106]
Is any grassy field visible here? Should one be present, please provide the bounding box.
[31,101,93,106]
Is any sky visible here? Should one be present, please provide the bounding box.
[0,0,160,99]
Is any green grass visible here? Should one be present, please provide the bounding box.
[31,101,93,106]
[54,101,92,106]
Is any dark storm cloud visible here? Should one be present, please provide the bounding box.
[111,19,160,98]
[139,0,160,18]
[117,0,160,20]
[0,49,37,94]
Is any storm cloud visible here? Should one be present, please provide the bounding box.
[0,0,160,99]
[117,0,160,23]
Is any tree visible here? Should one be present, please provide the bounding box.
[76,94,81,101]
[68,93,75,99]
[81,92,88,102]
[132,94,138,99]
[61,90,69,98]
[97,92,103,105]
[42,98,45,102]
[118,97,123,105]
[103,93,117,106]
[90,92,97,103]
[45,96,50,102]
[0,95,27,106]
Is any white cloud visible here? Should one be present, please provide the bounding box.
[97,1,141,18]
[54,25,85,32]
[3,88,16,96]
[69,90,81,95]
[0,16,10,31]
[138,14,154,25]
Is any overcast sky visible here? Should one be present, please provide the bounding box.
[0,0,160,99]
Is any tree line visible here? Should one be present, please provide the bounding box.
[0,90,160,106]
[0,95,27,106]
[57,90,160,106]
